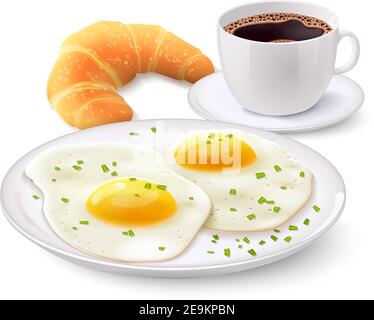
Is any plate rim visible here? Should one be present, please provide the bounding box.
[188,72,365,133]
[1,119,346,276]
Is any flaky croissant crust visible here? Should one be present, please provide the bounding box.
[47,22,214,129]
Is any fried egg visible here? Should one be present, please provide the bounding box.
[168,130,312,231]
[25,144,211,262]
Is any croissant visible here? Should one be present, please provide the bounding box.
[47,22,215,129]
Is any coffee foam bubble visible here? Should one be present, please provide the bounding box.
[224,12,332,36]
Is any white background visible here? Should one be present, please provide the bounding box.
[0,0,372,300]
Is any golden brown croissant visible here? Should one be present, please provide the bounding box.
[47,22,215,129]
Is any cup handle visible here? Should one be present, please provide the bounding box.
[334,29,360,74]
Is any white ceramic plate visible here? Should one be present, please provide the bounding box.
[188,72,364,133]
[1,119,345,278]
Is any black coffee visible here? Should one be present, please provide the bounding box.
[225,13,332,43]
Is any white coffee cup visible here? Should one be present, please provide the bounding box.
[218,1,360,116]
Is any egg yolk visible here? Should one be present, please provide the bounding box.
[86,178,177,227]
[174,133,256,172]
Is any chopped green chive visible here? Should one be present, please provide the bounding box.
[224,248,231,257]
[265,200,275,205]
[123,230,135,237]
[256,172,266,179]
[151,127,157,133]
[111,171,118,177]
[238,245,243,249]
[61,197,70,204]
[235,239,241,243]
[32,195,40,200]
[52,178,56,182]
[77,160,84,165]
[112,161,117,167]
[129,178,137,181]
[230,208,237,212]
[247,214,256,221]
[259,240,266,246]
[159,247,166,251]
[188,196,194,201]
[289,225,299,231]
[156,185,167,191]
[54,166,61,171]
[207,250,215,254]
[248,249,257,257]
[304,218,310,226]
[72,227,78,231]
[208,133,215,139]
[206,140,211,145]
[101,164,110,173]
[313,205,321,212]
[258,196,266,204]
[79,221,89,225]
[129,132,139,136]
[284,236,292,243]
[211,240,217,244]
[274,206,281,213]
[229,189,237,195]
[134,194,141,198]
[72,165,82,171]
[280,186,287,190]
[144,183,152,189]
[212,234,219,241]
[274,165,282,172]
[243,237,250,244]
[273,229,281,233]
[271,235,278,242]
[300,171,305,177]
[226,134,234,139]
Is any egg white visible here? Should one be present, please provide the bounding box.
[167,129,313,231]
[25,143,211,262]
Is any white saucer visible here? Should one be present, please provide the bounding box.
[188,72,364,133]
